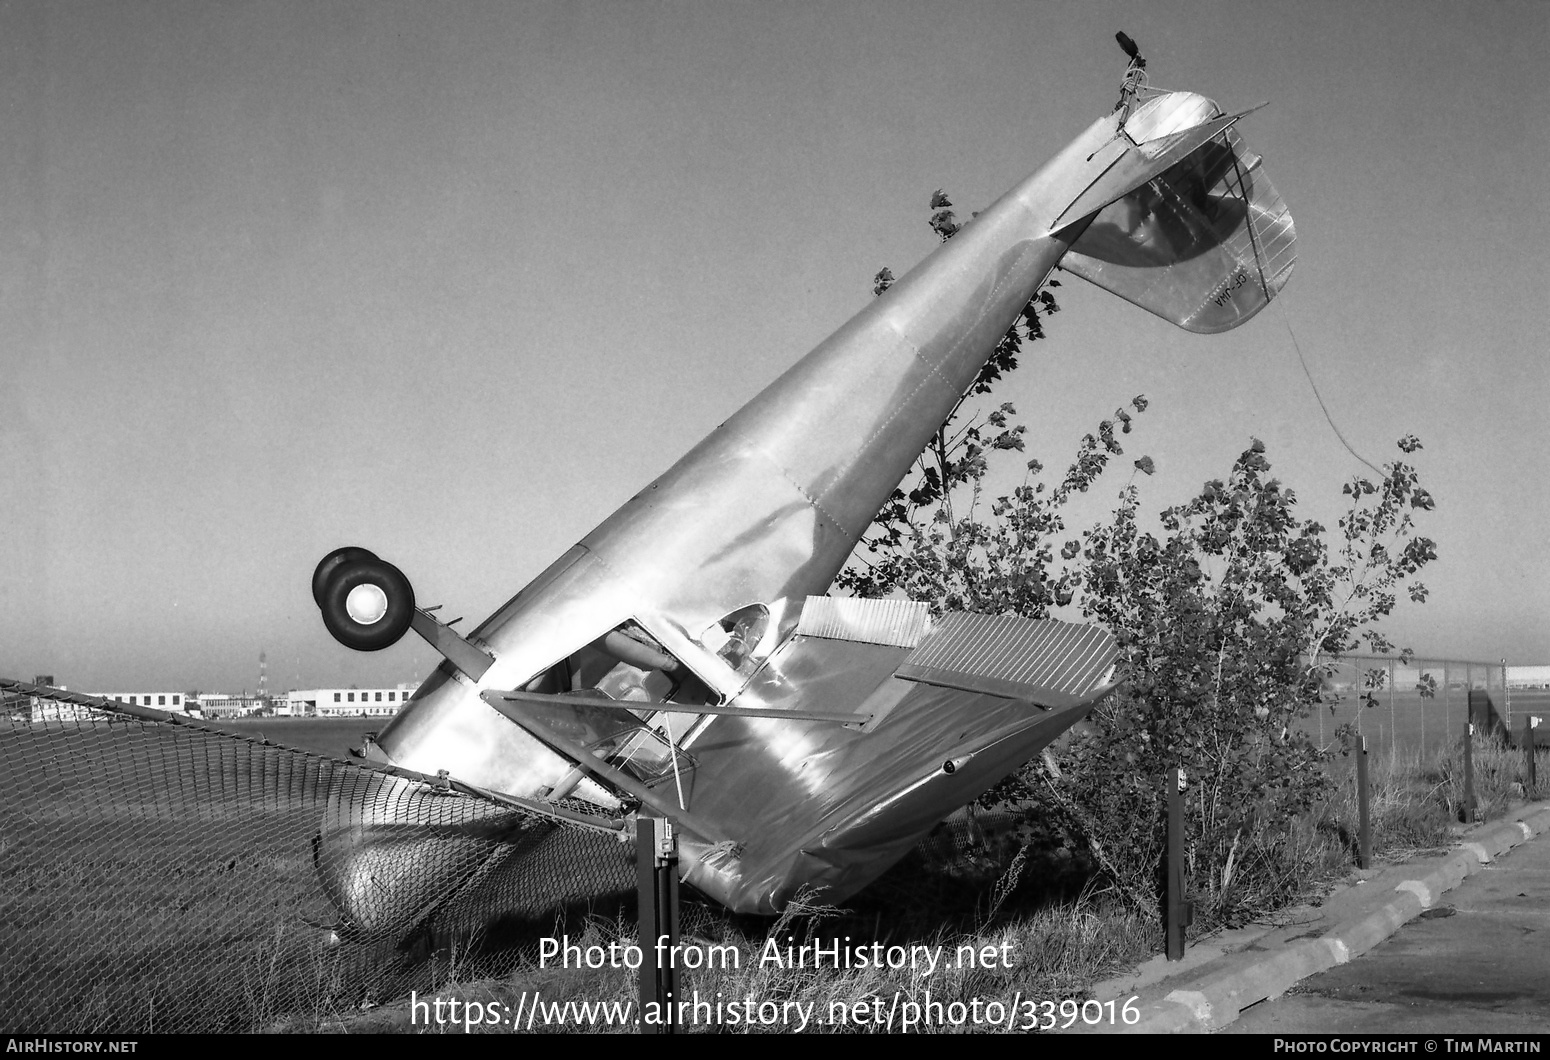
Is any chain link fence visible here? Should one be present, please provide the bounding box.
[1298,655,1509,757]
[0,679,637,1033]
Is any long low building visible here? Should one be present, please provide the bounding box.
[20,690,193,722]
[196,694,269,717]
[285,686,417,718]
[1508,665,1550,689]
[91,691,192,712]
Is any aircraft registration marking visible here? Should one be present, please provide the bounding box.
[1210,268,1250,307]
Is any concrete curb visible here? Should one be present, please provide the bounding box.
[1079,803,1550,1033]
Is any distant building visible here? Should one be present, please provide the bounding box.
[1508,666,1550,689]
[196,693,268,718]
[285,686,416,718]
[28,699,113,722]
[92,691,191,712]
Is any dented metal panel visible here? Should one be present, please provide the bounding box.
[678,678,1099,912]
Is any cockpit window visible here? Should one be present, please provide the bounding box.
[697,603,772,677]
[553,620,719,749]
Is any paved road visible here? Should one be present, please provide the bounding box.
[1223,834,1550,1034]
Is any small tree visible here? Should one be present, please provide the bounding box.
[838,191,1438,927]
[1024,437,1437,924]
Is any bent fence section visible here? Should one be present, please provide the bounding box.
[0,680,637,1033]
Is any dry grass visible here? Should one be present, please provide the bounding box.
[339,882,1157,1034]
[1320,736,1548,863]
[281,737,1550,1032]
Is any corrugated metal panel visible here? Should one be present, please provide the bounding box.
[795,596,932,649]
[896,613,1116,709]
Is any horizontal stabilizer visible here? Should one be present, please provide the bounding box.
[1052,108,1251,231]
[1060,123,1296,333]
[894,613,1117,710]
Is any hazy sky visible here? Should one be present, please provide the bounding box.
[2,1,1545,692]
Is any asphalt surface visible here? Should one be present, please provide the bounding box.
[1071,804,1550,1034]
[1224,832,1550,1034]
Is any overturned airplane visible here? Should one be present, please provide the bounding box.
[310,39,1296,930]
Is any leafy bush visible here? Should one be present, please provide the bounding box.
[1028,438,1436,927]
[841,190,1437,931]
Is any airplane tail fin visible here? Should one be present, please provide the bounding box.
[1059,96,1297,334]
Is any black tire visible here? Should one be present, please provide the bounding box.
[312,547,379,607]
[319,558,416,652]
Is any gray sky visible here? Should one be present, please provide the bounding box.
[2,1,1545,692]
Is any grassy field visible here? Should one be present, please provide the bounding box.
[337,736,1550,1035]
[7,701,1546,1034]
[199,716,381,761]
[0,715,631,1034]
[337,850,1162,1035]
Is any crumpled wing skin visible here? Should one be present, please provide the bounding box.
[693,685,1098,914]
[1060,123,1297,333]
[676,610,1117,913]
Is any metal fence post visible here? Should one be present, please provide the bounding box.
[1356,735,1372,869]
[637,816,680,1034]
[1503,659,1511,732]
[1438,663,1450,753]
[1395,657,1407,756]
[1165,767,1191,961]
[1463,723,1477,823]
[1525,714,1538,798]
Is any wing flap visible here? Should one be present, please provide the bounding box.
[894,613,1117,710]
[794,595,931,648]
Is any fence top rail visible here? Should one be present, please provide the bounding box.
[0,676,625,834]
[1302,654,1505,670]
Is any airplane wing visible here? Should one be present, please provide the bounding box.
[668,599,1119,911]
[374,597,1121,916]
[791,596,1118,710]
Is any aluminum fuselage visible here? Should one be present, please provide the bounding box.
[372,109,1131,799]
[319,90,1271,916]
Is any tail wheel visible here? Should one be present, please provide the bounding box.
[319,558,416,652]
[312,546,379,608]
